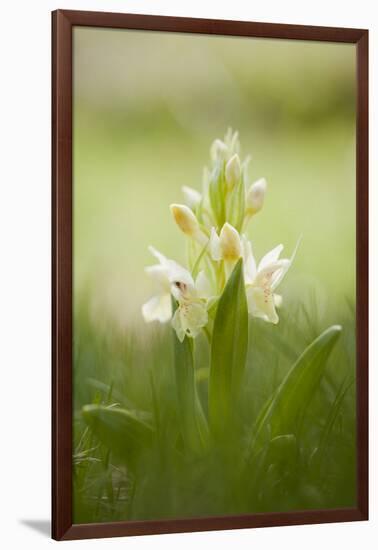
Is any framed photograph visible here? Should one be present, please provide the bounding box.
[52,10,368,541]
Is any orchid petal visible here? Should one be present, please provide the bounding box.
[258,244,284,271]
[210,139,228,163]
[195,270,212,299]
[271,259,291,290]
[247,287,279,324]
[182,185,202,209]
[219,222,242,261]
[144,264,171,293]
[246,178,267,215]
[180,302,208,338]
[142,294,172,323]
[271,238,300,290]
[147,250,194,289]
[148,245,168,266]
[171,308,185,342]
[254,259,288,289]
[241,235,257,284]
[166,261,194,288]
[172,302,208,341]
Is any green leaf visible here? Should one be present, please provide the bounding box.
[172,303,209,454]
[253,325,342,446]
[209,258,248,438]
[195,366,210,383]
[82,404,154,465]
[86,378,136,409]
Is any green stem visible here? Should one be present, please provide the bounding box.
[203,326,212,345]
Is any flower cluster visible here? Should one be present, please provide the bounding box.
[142,129,296,341]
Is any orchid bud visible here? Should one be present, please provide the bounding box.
[210,139,228,163]
[225,154,241,189]
[181,185,202,210]
[170,204,207,246]
[219,222,242,262]
[209,227,222,261]
[246,178,267,215]
[225,128,240,156]
[170,203,199,236]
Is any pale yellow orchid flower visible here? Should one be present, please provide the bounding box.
[242,237,297,324]
[142,247,211,341]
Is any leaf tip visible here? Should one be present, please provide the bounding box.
[233,256,243,275]
[316,324,343,348]
[326,324,343,339]
[82,404,99,422]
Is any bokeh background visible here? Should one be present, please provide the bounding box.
[72,27,357,523]
[73,28,356,329]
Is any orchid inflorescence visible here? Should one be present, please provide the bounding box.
[142,129,297,342]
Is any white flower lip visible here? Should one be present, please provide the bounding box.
[171,269,212,341]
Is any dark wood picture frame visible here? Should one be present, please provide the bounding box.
[52,9,369,541]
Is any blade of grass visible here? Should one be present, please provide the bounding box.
[252,325,342,451]
[82,404,154,467]
[311,376,353,473]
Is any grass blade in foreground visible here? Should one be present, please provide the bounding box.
[209,258,248,438]
[253,324,342,446]
[82,405,154,467]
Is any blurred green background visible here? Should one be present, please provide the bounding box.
[72,28,356,523]
[73,28,355,329]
